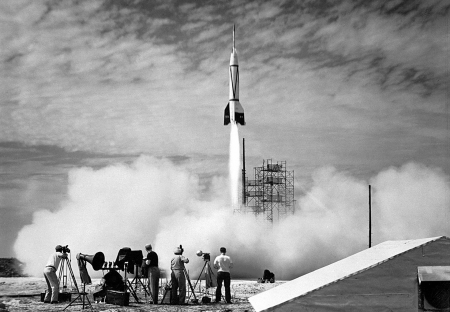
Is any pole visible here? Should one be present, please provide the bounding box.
[369,185,372,248]
[242,138,246,205]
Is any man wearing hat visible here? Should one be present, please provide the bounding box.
[43,245,68,303]
[170,245,189,304]
[143,244,159,304]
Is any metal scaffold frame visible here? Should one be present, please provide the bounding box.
[239,159,295,223]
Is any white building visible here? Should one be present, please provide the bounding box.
[249,236,450,311]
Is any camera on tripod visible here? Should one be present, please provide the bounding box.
[61,245,70,253]
[196,250,210,261]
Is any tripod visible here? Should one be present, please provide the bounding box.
[62,258,93,311]
[58,256,79,294]
[123,263,152,303]
[190,259,216,301]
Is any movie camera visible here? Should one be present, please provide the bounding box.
[196,250,210,261]
[61,245,70,253]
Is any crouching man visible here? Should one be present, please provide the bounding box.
[43,245,68,303]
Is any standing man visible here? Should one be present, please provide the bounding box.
[143,244,159,304]
[170,245,189,305]
[214,247,233,303]
[43,245,68,303]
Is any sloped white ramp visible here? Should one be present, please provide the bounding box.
[249,236,445,312]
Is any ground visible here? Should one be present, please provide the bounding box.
[0,277,282,311]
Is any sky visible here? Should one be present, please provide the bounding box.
[1,0,449,279]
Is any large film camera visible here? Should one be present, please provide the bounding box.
[114,247,143,274]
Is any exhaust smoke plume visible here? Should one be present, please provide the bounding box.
[13,157,450,280]
[229,123,240,209]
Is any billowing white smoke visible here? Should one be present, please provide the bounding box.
[229,123,240,209]
[371,163,450,240]
[14,158,450,280]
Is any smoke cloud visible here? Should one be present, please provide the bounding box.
[229,123,240,209]
[14,157,450,280]
[371,163,450,240]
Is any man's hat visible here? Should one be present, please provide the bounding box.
[174,246,183,255]
[55,245,63,252]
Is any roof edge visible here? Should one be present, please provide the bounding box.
[251,236,449,312]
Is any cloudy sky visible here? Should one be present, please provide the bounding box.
[1,0,449,278]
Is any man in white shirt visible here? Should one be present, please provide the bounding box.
[43,245,68,303]
[213,247,233,303]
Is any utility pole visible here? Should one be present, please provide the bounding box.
[242,138,246,205]
[369,185,372,248]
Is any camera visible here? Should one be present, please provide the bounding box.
[196,250,210,261]
[61,245,70,253]
[114,248,143,273]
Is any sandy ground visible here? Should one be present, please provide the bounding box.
[0,277,283,311]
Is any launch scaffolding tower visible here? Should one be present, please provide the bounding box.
[239,159,295,223]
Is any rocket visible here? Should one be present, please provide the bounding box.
[224,25,245,126]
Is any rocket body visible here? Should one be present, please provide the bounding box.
[224,26,245,126]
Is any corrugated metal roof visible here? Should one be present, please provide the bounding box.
[249,236,445,312]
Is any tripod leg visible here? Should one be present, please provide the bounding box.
[139,269,153,300]
[126,279,140,302]
[63,283,93,311]
[192,262,207,291]
[184,268,197,302]
[122,263,139,303]
[59,259,72,296]
[58,260,64,291]
[138,277,152,301]
[65,259,79,293]
[63,261,93,311]
[82,283,93,309]
[161,280,171,304]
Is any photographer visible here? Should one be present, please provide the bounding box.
[214,247,233,303]
[143,244,159,304]
[43,245,68,303]
[170,245,189,305]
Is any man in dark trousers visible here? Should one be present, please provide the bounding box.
[143,244,159,304]
[213,247,233,303]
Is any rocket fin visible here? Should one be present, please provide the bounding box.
[224,103,230,125]
[235,102,245,125]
